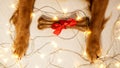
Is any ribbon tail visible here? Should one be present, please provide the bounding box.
[53,27,63,35]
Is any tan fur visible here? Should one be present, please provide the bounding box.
[10,0,35,59]
[86,0,109,63]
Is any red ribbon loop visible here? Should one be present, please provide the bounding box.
[51,18,77,35]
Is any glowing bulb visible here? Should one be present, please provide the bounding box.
[105,55,109,57]
[40,53,45,59]
[3,58,8,63]
[10,4,16,9]
[76,16,82,21]
[83,51,87,57]
[115,62,120,67]
[35,65,39,68]
[31,13,35,18]
[53,16,58,21]
[62,8,68,14]
[51,41,58,48]
[99,64,106,68]
[7,30,12,35]
[84,30,91,35]
[118,36,120,40]
[117,21,120,24]
[100,55,109,58]
[57,58,62,63]
[13,54,19,59]
[6,23,9,26]
[117,4,120,10]
[87,31,91,35]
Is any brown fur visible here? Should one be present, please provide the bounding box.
[86,0,109,63]
[10,0,35,59]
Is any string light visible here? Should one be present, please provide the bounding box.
[115,62,120,67]
[31,13,35,18]
[52,16,58,21]
[76,16,82,21]
[10,4,16,9]
[83,51,87,57]
[57,58,62,63]
[99,63,106,68]
[6,30,12,35]
[35,65,39,68]
[84,30,91,36]
[6,23,9,26]
[62,8,68,14]
[40,53,45,59]
[12,45,20,59]
[3,58,8,63]
[51,41,58,48]
[117,4,120,10]
[116,21,120,24]
[118,36,120,40]
[13,54,19,59]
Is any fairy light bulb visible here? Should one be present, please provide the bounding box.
[117,4,120,10]
[115,62,120,67]
[51,41,58,48]
[99,63,106,68]
[40,53,45,59]
[117,21,120,24]
[3,58,8,63]
[53,16,58,21]
[57,58,62,63]
[87,30,91,35]
[84,30,91,36]
[76,16,82,21]
[62,8,68,14]
[83,51,87,57]
[7,30,12,35]
[31,13,35,18]
[6,23,9,26]
[12,46,19,59]
[35,65,39,68]
[13,54,19,59]
[118,36,120,40]
[12,49,20,59]
[10,4,16,9]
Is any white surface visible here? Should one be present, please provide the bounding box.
[0,0,120,68]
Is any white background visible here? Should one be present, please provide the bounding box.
[0,0,120,68]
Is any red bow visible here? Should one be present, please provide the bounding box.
[51,18,77,35]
